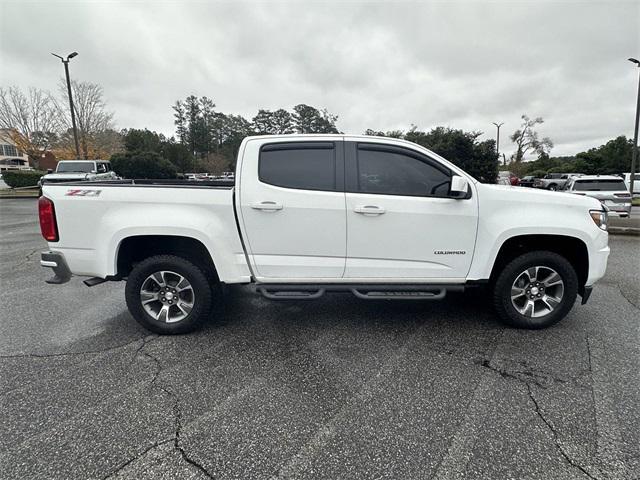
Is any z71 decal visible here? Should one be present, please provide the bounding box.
[65,189,102,197]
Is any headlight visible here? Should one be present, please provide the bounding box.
[590,209,608,231]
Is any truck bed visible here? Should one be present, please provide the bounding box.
[40,180,249,283]
[42,178,235,188]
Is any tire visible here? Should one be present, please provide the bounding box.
[125,254,213,334]
[493,251,578,329]
[548,184,558,191]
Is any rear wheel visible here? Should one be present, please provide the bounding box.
[493,251,578,329]
[125,255,212,334]
[548,184,558,191]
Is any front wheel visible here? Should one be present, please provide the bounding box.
[125,255,213,334]
[493,251,578,329]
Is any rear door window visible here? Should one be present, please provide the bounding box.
[259,142,337,191]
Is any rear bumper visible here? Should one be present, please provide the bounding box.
[41,251,72,284]
[605,204,632,215]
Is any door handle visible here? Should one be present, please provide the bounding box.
[354,205,385,215]
[250,201,283,211]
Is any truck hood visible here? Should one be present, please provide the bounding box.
[478,183,602,210]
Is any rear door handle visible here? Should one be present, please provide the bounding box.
[354,205,385,215]
[250,201,283,211]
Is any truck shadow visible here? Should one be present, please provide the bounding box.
[206,284,502,333]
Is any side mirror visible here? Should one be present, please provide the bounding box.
[47,169,53,174]
[450,175,469,198]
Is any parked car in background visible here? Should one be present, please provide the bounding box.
[40,160,118,184]
[497,171,519,186]
[534,173,584,191]
[565,175,632,217]
[622,172,640,199]
[519,175,537,188]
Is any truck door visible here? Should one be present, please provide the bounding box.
[343,141,478,280]
[238,139,346,280]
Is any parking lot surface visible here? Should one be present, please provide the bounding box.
[1,198,638,480]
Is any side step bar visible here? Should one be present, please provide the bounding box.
[256,284,464,301]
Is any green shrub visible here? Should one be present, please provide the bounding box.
[2,170,45,188]
[529,170,547,178]
[110,151,177,179]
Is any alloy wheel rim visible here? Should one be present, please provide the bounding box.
[510,266,564,318]
[140,270,195,323]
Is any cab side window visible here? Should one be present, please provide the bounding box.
[355,145,451,197]
[259,142,337,191]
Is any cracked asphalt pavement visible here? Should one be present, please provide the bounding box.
[1,198,639,479]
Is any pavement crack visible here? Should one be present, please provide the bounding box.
[0,336,150,359]
[100,438,173,479]
[138,338,215,479]
[173,400,215,479]
[526,383,600,480]
[478,358,600,479]
[617,284,639,310]
[14,248,39,269]
[476,358,567,389]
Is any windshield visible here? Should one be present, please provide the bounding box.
[573,179,626,191]
[56,162,94,173]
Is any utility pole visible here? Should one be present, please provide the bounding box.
[493,122,504,165]
[628,58,640,198]
[52,52,80,159]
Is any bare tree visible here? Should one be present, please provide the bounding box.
[510,114,553,162]
[59,80,115,159]
[0,86,61,166]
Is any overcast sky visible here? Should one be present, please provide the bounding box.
[1,0,638,159]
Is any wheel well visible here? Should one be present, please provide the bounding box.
[116,235,218,280]
[490,235,588,290]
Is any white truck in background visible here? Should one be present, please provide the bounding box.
[40,160,118,184]
[38,135,610,333]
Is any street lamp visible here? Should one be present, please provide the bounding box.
[629,58,640,197]
[493,122,504,164]
[52,52,80,159]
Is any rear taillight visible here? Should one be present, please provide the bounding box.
[38,196,59,242]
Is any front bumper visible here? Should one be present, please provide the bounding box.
[41,251,72,284]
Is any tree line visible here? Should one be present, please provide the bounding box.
[0,83,636,182]
[0,83,119,162]
[507,136,634,178]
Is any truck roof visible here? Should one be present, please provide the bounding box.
[573,175,624,181]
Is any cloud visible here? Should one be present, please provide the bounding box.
[1,0,638,158]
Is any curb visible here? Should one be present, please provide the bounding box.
[0,194,39,199]
[608,227,640,237]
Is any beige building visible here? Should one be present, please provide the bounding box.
[0,129,31,171]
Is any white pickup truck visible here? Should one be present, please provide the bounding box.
[38,135,610,333]
[40,160,119,184]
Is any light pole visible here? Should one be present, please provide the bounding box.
[629,58,640,197]
[52,52,80,159]
[493,122,504,164]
